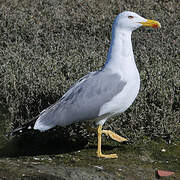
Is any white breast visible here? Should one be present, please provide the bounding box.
[98,26,140,118]
[99,59,140,116]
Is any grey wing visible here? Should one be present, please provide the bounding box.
[34,70,126,130]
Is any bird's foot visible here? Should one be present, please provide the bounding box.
[97,151,118,158]
[102,130,127,142]
[96,125,126,158]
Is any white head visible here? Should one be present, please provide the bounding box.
[114,11,161,31]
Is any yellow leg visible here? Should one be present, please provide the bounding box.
[97,125,120,158]
[102,130,127,142]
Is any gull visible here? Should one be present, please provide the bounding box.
[13,11,161,158]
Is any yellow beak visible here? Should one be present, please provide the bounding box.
[140,19,161,28]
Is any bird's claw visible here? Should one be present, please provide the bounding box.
[97,152,118,158]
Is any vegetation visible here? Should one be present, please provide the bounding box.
[0,0,179,142]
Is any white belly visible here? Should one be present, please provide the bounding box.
[99,71,140,116]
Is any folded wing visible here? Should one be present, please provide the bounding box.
[34,70,126,131]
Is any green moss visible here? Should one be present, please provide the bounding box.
[0,138,180,179]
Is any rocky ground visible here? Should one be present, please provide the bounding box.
[0,119,180,180]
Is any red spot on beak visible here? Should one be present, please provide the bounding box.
[152,24,158,28]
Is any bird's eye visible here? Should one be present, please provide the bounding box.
[128,16,134,19]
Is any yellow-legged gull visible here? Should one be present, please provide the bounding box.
[13,11,161,158]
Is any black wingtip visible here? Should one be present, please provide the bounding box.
[9,115,39,136]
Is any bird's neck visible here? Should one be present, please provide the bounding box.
[103,28,137,76]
